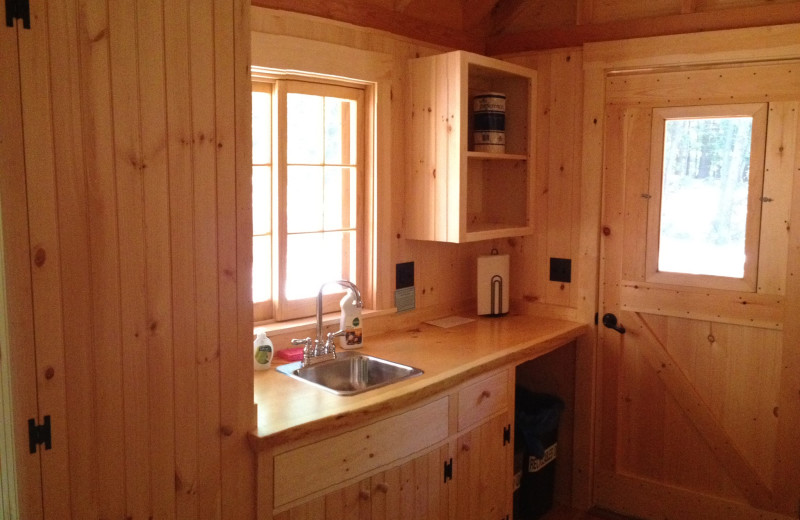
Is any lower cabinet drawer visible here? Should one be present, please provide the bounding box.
[273,396,449,507]
[457,369,508,432]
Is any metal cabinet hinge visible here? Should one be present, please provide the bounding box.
[5,0,30,29]
[443,458,453,483]
[28,416,51,454]
[503,424,511,446]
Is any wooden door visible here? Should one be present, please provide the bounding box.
[596,61,800,519]
[455,412,512,520]
[1,0,255,518]
[1,10,44,519]
[1,3,78,517]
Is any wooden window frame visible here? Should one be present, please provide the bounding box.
[274,80,365,321]
[646,103,768,292]
[252,75,371,323]
[252,80,273,322]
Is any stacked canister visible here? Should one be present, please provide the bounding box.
[473,92,506,153]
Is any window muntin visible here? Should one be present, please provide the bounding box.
[252,79,364,321]
[647,104,767,291]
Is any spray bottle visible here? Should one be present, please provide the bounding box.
[338,289,363,349]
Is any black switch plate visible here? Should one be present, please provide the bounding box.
[549,258,572,283]
[396,261,414,289]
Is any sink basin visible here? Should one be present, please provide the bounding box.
[276,351,423,395]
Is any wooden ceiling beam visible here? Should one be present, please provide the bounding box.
[487,2,800,55]
[251,0,484,53]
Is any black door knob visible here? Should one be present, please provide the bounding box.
[602,313,626,334]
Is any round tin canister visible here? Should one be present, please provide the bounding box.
[473,92,506,153]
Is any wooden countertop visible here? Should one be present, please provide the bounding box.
[250,313,588,451]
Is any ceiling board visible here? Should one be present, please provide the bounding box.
[487,2,800,54]
[251,0,483,52]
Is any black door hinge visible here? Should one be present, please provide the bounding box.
[28,416,51,454]
[503,424,511,446]
[5,0,30,29]
[443,457,453,483]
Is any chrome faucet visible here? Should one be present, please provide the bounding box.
[291,280,363,367]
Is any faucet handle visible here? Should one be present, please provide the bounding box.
[324,330,345,353]
[326,329,345,342]
[291,337,313,352]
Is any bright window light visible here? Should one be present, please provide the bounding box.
[658,116,753,278]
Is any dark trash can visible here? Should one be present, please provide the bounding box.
[513,387,564,520]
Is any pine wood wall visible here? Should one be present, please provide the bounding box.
[1,0,254,518]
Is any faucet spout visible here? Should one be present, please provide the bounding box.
[316,280,363,345]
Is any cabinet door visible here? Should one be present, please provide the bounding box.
[276,443,452,520]
[455,412,512,520]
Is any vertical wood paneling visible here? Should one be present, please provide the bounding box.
[165,0,200,516]
[759,102,797,294]
[17,0,72,517]
[506,49,587,319]
[533,52,552,305]
[234,0,257,513]
[407,55,439,241]
[572,61,603,510]
[47,0,95,516]
[545,49,580,307]
[136,0,178,517]
[597,105,626,473]
[0,17,42,520]
[189,0,223,517]
[620,109,651,283]
[370,467,401,520]
[219,0,256,517]
[78,0,127,516]
[773,102,800,513]
[108,0,151,517]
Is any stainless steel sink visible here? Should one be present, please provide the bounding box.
[276,351,423,395]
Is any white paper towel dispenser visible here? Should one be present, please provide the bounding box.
[477,250,509,316]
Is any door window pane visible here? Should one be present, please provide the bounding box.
[659,117,753,278]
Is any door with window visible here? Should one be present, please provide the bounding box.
[597,61,800,519]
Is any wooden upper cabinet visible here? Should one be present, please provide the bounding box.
[405,50,537,243]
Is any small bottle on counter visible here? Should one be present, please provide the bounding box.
[253,331,273,370]
[338,288,363,349]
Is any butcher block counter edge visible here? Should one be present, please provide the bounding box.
[249,313,589,452]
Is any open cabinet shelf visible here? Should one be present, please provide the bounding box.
[405,50,537,243]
